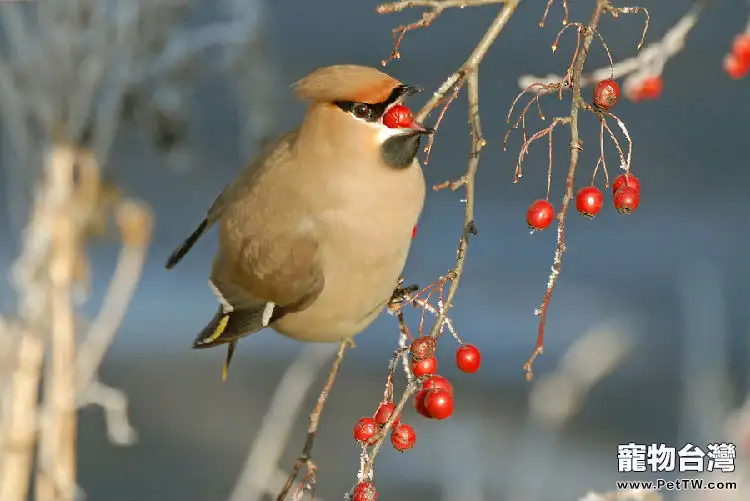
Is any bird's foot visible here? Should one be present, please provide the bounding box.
[388,277,419,312]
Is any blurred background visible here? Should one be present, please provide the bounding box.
[1,1,749,500]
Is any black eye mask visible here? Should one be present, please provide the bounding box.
[334,85,421,123]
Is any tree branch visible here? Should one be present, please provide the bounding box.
[523,0,610,380]
[335,2,519,490]
[228,344,338,501]
[0,326,45,501]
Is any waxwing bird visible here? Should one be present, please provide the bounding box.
[165,64,433,380]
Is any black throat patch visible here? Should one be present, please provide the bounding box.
[381,132,422,169]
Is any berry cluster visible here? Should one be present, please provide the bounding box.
[349,337,482,500]
[527,172,641,231]
[382,104,415,128]
[724,33,750,80]
[524,77,641,232]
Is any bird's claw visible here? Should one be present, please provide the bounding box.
[388,278,419,311]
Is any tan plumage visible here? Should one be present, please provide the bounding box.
[292,65,400,104]
[165,64,432,380]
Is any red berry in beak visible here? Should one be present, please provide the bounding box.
[383,104,415,129]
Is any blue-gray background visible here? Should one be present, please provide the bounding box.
[1,1,749,500]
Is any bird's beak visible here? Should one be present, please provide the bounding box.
[393,85,434,135]
[404,120,434,135]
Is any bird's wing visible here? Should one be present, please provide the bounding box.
[194,231,325,348]
[233,230,325,317]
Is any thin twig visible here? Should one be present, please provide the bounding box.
[76,381,137,446]
[76,199,152,391]
[376,0,510,65]
[419,3,517,342]
[228,344,338,501]
[276,340,348,501]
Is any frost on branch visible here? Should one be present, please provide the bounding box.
[518,0,712,101]
[0,1,275,501]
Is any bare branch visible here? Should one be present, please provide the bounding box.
[76,199,152,391]
[277,341,349,501]
[540,0,569,27]
[523,0,609,380]
[76,380,137,446]
[418,3,517,342]
[376,0,510,65]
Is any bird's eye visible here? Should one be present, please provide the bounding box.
[352,103,373,120]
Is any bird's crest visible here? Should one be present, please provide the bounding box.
[292,64,400,104]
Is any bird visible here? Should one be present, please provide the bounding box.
[164,64,433,381]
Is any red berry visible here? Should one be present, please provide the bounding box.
[629,76,662,102]
[382,104,414,129]
[732,34,750,64]
[352,481,378,501]
[373,402,400,427]
[424,389,454,420]
[390,423,416,452]
[611,173,640,195]
[724,54,749,80]
[575,186,604,218]
[526,199,555,231]
[353,417,379,444]
[414,389,432,418]
[423,375,453,395]
[642,77,663,98]
[411,356,437,378]
[409,336,436,361]
[613,186,640,215]
[455,344,481,373]
[592,79,620,110]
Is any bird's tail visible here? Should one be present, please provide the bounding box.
[192,305,269,381]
